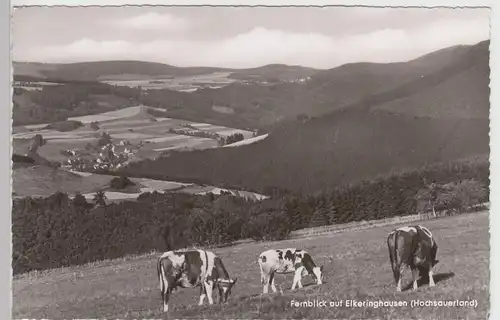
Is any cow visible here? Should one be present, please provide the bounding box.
[258,248,323,294]
[157,249,238,312]
[387,225,439,292]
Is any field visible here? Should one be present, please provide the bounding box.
[101,72,237,92]
[11,104,268,201]
[12,165,268,201]
[12,105,256,163]
[12,211,489,319]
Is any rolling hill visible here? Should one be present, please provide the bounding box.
[120,40,490,195]
[13,61,317,82]
[13,41,488,129]
[13,61,226,81]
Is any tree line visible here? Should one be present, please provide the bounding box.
[12,158,488,275]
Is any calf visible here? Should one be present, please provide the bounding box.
[157,249,237,312]
[387,225,439,292]
[258,248,323,294]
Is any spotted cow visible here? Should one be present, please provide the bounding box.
[157,250,237,312]
[258,248,323,293]
[387,225,439,292]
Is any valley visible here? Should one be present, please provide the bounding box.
[12,40,490,199]
[12,105,265,201]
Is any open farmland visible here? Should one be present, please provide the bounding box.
[11,105,266,202]
[12,211,489,319]
[12,165,268,201]
[12,105,257,163]
[102,72,237,92]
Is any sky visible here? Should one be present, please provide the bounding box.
[11,6,490,69]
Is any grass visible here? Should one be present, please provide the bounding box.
[12,165,112,197]
[11,164,267,201]
[12,210,489,319]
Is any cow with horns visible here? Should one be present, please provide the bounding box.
[157,249,237,312]
[387,225,439,292]
[258,248,323,294]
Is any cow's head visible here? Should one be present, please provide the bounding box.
[217,278,238,303]
[312,266,323,284]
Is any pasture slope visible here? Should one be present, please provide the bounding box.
[11,165,268,201]
[12,211,489,319]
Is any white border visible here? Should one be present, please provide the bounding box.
[9,1,495,6]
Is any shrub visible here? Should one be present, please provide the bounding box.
[93,191,107,206]
[73,193,90,208]
[110,176,135,190]
[97,132,112,147]
[416,179,487,215]
[90,121,100,130]
[438,179,487,214]
[44,120,83,132]
[225,133,245,145]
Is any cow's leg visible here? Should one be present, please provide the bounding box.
[396,265,405,292]
[269,272,278,293]
[292,267,303,290]
[204,280,215,305]
[428,268,436,287]
[199,283,207,306]
[411,267,419,290]
[299,267,307,288]
[159,267,173,313]
[162,287,172,312]
[262,273,270,294]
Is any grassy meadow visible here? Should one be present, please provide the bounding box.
[12,210,489,319]
[12,165,267,201]
[101,71,237,92]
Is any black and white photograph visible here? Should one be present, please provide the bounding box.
[10,3,491,319]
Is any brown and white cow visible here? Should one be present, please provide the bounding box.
[157,249,237,312]
[387,225,439,292]
[258,248,323,294]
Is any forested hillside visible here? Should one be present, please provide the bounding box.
[13,41,488,128]
[119,40,490,194]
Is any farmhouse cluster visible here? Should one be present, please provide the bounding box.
[64,141,136,171]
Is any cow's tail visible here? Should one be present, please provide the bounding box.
[387,231,400,283]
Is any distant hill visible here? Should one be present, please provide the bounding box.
[120,40,490,194]
[12,61,226,81]
[297,43,480,117]
[135,41,489,128]
[171,41,489,126]
[12,82,139,126]
[13,40,489,130]
[12,60,318,82]
[227,64,318,81]
[12,60,319,127]
[372,41,490,119]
